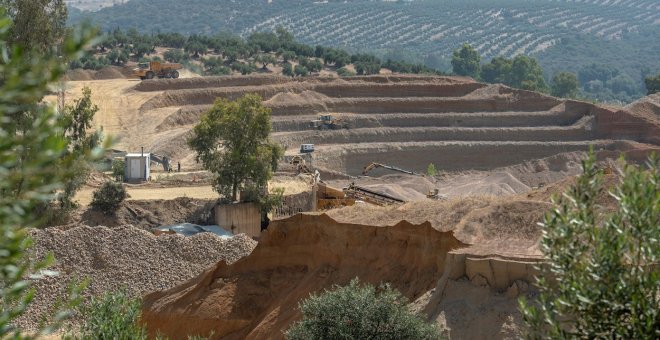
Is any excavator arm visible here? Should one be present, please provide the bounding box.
[362,162,382,175]
[362,162,419,176]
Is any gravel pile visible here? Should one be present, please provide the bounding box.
[15,225,257,331]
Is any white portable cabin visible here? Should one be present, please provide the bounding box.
[124,153,151,181]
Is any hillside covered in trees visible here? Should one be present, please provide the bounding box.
[69,0,660,103]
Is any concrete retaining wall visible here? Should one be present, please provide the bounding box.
[215,203,261,238]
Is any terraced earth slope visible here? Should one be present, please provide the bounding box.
[127,75,660,176]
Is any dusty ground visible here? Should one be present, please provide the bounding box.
[74,173,310,206]
[53,74,660,177]
[34,74,659,339]
[75,185,218,205]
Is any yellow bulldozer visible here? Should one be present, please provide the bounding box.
[132,61,182,80]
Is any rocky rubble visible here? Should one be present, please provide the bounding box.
[14,225,257,331]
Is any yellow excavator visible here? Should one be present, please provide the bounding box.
[289,155,311,174]
[361,162,419,176]
[132,61,182,80]
[309,114,349,130]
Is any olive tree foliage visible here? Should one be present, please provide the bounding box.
[0,0,67,57]
[520,153,659,339]
[286,278,442,340]
[451,43,480,79]
[0,11,98,338]
[188,94,283,202]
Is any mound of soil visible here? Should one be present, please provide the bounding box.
[326,197,545,256]
[625,93,660,121]
[93,66,127,80]
[64,68,94,81]
[155,106,207,131]
[134,75,292,92]
[64,66,128,81]
[66,197,217,230]
[142,214,466,339]
[16,225,257,331]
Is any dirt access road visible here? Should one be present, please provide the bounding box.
[75,185,218,206]
[74,175,311,206]
[48,69,200,163]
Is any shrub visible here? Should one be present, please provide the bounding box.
[336,67,355,77]
[75,290,146,340]
[286,278,441,340]
[294,65,308,77]
[112,158,125,182]
[519,152,659,338]
[282,62,294,77]
[427,163,437,177]
[91,181,127,213]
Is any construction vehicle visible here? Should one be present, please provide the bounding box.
[309,114,349,130]
[300,144,315,153]
[362,162,420,176]
[150,153,172,172]
[426,188,448,200]
[289,155,311,174]
[316,182,356,210]
[132,61,182,80]
[343,183,405,206]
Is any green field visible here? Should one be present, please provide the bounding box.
[70,0,660,103]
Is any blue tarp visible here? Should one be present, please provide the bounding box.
[157,223,233,238]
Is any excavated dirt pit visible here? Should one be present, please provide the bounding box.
[140,167,634,339]
[63,74,660,175]
[43,75,660,339]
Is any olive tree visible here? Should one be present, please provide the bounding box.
[0,13,96,337]
[520,152,659,338]
[187,94,283,202]
[286,278,441,340]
